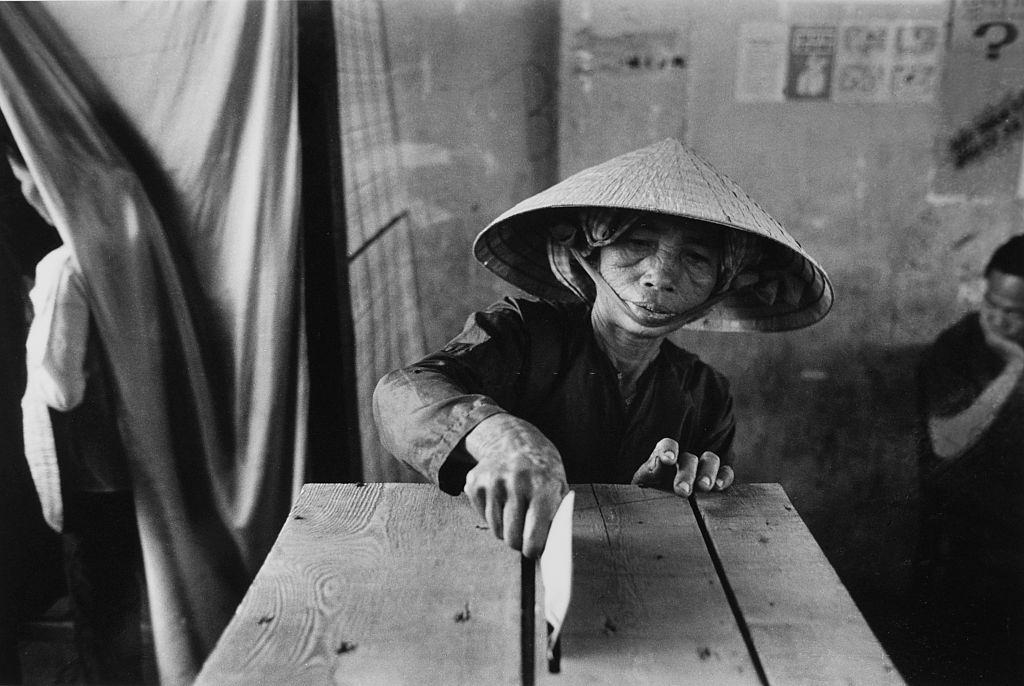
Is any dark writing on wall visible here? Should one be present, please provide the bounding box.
[949,87,1024,167]
[571,28,686,75]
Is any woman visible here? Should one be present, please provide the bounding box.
[373,139,833,557]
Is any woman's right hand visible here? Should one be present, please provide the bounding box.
[462,413,569,558]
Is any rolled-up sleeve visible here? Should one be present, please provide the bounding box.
[372,299,531,492]
[25,247,90,411]
[373,369,505,491]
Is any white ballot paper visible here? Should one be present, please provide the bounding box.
[540,489,575,671]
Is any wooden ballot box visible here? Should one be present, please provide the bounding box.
[196,483,903,685]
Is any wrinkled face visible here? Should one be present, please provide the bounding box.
[596,216,721,335]
[982,269,1024,345]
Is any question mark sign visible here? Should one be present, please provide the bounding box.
[974,21,1019,60]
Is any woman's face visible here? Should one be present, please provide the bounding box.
[595,216,721,336]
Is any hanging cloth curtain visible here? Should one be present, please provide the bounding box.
[0,3,306,683]
[333,0,429,481]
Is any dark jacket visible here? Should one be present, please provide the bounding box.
[374,297,736,493]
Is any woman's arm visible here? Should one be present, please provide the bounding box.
[372,301,570,556]
[373,366,507,491]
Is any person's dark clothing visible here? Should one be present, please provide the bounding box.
[59,490,144,685]
[0,145,62,275]
[47,326,131,493]
[375,297,736,492]
[915,312,1024,684]
[48,371,141,684]
[28,246,144,685]
[0,156,63,684]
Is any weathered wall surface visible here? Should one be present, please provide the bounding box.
[383,0,560,348]
[379,0,1024,649]
[669,0,1024,607]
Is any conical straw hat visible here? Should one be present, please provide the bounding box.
[473,138,833,332]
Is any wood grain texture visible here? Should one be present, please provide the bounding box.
[195,483,524,686]
[693,483,905,685]
[539,484,760,685]
[198,482,897,685]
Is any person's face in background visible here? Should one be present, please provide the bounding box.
[982,269,1024,346]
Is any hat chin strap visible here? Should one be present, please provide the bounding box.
[569,248,731,332]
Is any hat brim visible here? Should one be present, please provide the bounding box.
[474,205,834,333]
[473,139,834,332]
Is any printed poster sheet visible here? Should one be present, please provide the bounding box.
[737,19,944,103]
[785,25,837,100]
[952,0,1024,48]
[833,22,891,102]
[891,21,944,102]
[735,22,787,102]
[933,0,1024,196]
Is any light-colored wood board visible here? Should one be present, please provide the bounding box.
[549,636,759,685]
[196,483,525,686]
[539,484,759,685]
[693,483,904,686]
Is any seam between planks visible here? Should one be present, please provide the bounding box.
[690,496,771,686]
[590,483,614,549]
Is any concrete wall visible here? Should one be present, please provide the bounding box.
[667,0,1024,604]
[383,0,560,348]
[380,0,1024,637]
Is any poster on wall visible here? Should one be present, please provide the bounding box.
[809,20,943,104]
[735,22,787,102]
[785,25,837,100]
[736,13,945,105]
[833,22,892,102]
[932,0,1024,197]
[891,20,944,102]
[952,0,1024,51]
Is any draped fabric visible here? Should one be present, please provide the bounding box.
[0,3,306,683]
[335,0,428,482]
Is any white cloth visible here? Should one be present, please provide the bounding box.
[0,4,307,683]
[21,388,62,533]
[20,244,91,533]
[26,246,89,412]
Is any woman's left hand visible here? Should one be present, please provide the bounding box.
[630,438,734,496]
